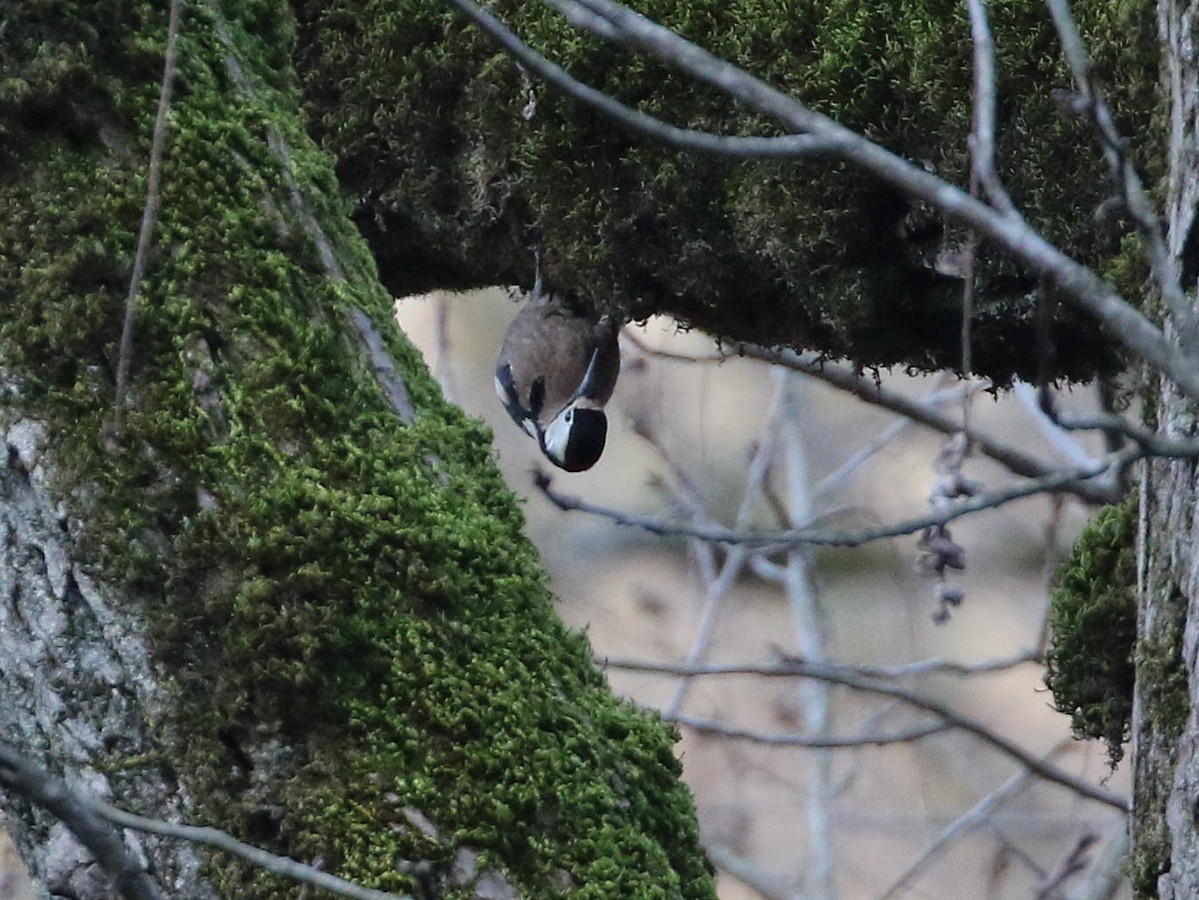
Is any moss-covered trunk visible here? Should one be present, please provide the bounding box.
[1131,1,1199,896]
[0,2,714,896]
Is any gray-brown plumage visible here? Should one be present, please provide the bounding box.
[495,284,620,472]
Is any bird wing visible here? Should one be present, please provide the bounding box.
[496,296,622,426]
[494,363,541,439]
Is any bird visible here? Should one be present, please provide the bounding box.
[494,269,620,472]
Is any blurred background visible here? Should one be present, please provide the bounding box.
[0,287,1128,900]
[397,287,1130,900]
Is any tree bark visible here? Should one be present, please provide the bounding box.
[0,419,214,899]
[1132,1,1199,897]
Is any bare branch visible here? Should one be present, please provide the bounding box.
[966,0,1018,215]
[85,800,411,900]
[0,743,414,900]
[442,0,847,158]
[113,0,184,430]
[535,450,1136,551]
[598,657,1129,811]
[626,333,1163,502]
[657,378,785,716]
[0,744,162,900]
[1036,832,1099,899]
[1017,378,1199,468]
[736,346,1124,503]
[877,746,1058,899]
[1068,828,1129,900]
[667,712,950,748]
[601,650,1038,681]
[1049,408,1199,458]
[814,376,965,496]
[703,842,792,900]
[774,371,836,896]
[1045,0,1197,347]
[528,0,1199,403]
[1013,381,1104,469]
[861,648,1042,677]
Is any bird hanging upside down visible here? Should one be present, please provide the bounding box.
[494,275,620,472]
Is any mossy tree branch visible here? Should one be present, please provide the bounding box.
[294,0,1161,384]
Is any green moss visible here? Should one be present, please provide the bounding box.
[0,2,714,896]
[1129,585,1188,899]
[1138,619,1190,748]
[1045,496,1138,766]
[1129,616,1187,897]
[293,0,1161,384]
[1046,493,1188,898]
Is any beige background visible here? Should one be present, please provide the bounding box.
[0,289,1129,900]
[399,287,1130,900]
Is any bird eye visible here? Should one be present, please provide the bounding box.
[565,410,573,422]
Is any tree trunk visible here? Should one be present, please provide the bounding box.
[1132,1,1199,897]
[0,3,714,897]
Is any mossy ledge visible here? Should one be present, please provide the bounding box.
[0,2,714,896]
[293,0,1161,384]
[1045,496,1138,767]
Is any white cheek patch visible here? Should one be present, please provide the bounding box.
[541,413,570,461]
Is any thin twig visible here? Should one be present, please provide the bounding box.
[627,335,1170,501]
[1012,382,1102,469]
[966,0,1017,215]
[960,0,986,434]
[113,0,184,431]
[526,0,1199,403]
[703,842,792,900]
[876,754,1044,900]
[1051,409,1199,457]
[598,657,1128,811]
[1068,828,1129,900]
[1045,0,1197,349]
[442,0,848,159]
[0,744,162,900]
[1035,494,1068,655]
[599,651,1040,680]
[814,376,966,498]
[1036,832,1098,899]
[667,713,950,747]
[85,800,410,900]
[998,833,1051,883]
[771,370,837,896]
[962,0,988,436]
[661,385,783,716]
[535,450,1138,551]
[737,345,1123,504]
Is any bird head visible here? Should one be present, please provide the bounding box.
[541,404,608,472]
